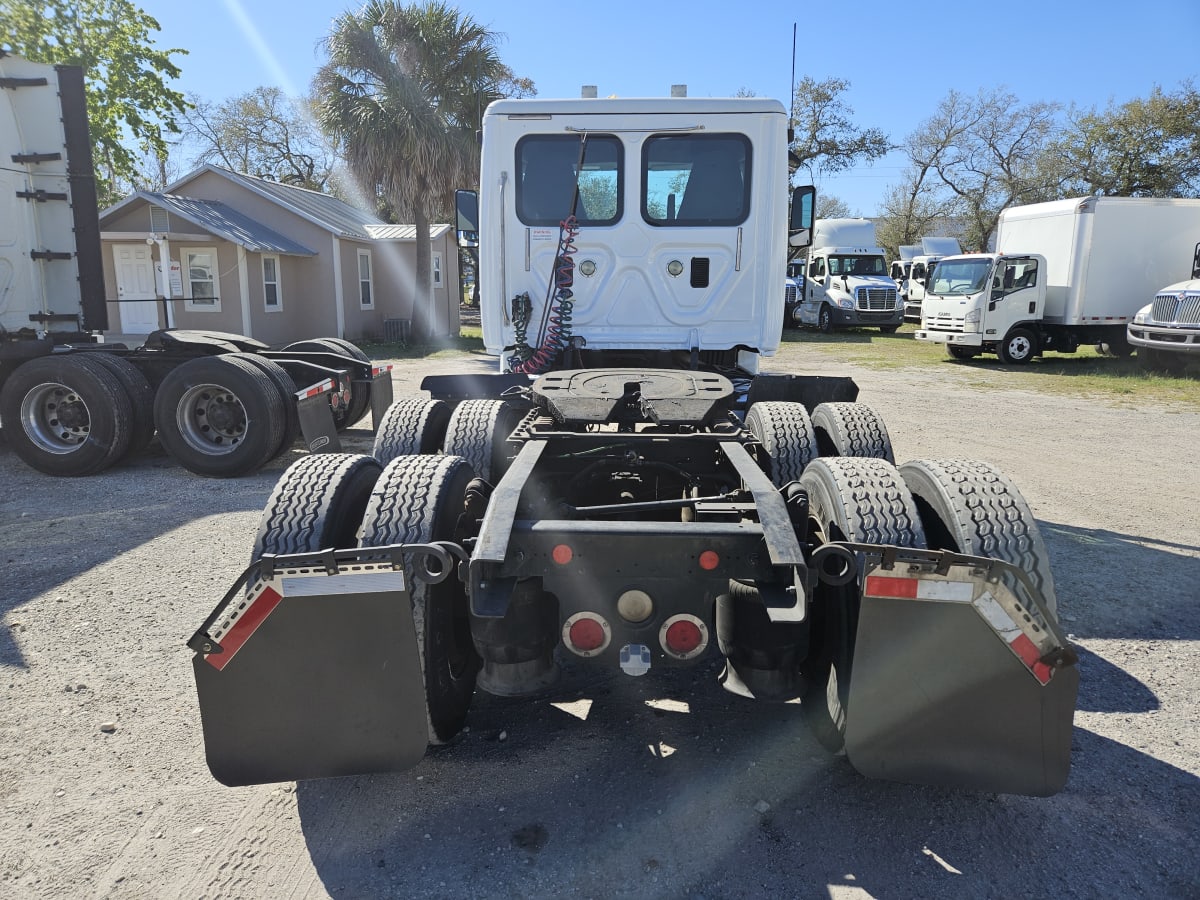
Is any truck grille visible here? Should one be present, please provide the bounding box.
[856,288,897,311]
[785,284,798,304]
[1151,292,1200,324]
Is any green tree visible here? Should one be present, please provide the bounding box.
[790,76,890,181]
[908,88,1059,251]
[182,87,337,191]
[1,0,187,206]
[1045,83,1200,198]
[315,0,528,339]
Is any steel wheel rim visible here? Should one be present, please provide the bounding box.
[1008,335,1031,359]
[176,382,247,455]
[19,380,90,454]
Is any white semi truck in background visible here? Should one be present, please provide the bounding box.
[792,218,902,332]
[0,51,391,476]
[915,197,1200,363]
[1127,241,1200,370]
[895,236,962,323]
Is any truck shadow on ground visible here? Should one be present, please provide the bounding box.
[0,442,282,668]
[294,660,1198,899]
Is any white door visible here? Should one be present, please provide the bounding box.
[112,243,161,333]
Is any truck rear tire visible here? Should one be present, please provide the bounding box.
[0,354,133,476]
[900,458,1058,619]
[357,454,480,744]
[228,353,300,461]
[811,402,894,463]
[253,453,382,559]
[86,353,156,458]
[153,355,286,477]
[442,399,518,483]
[283,338,371,430]
[745,401,817,487]
[373,398,451,465]
[798,457,927,753]
[999,327,1036,364]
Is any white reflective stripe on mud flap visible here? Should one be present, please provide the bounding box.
[281,571,406,596]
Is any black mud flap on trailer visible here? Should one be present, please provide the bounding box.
[829,547,1079,797]
[189,547,448,786]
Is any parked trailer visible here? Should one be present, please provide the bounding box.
[0,52,392,476]
[190,92,1077,796]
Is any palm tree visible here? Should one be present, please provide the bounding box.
[315,1,517,338]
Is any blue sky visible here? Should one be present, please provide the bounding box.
[145,0,1199,215]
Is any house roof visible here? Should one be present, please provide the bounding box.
[129,192,317,255]
[101,165,451,246]
[366,223,452,241]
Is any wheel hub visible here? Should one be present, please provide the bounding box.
[177,383,246,454]
[21,381,90,453]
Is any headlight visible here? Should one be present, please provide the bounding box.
[1133,308,1148,324]
[964,309,981,324]
[839,298,854,309]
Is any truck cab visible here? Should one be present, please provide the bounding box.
[795,219,901,333]
[1128,241,1200,368]
[901,237,962,323]
[915,253,1048,362]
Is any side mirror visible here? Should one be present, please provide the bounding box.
[455,189,479,249]
[1192,242,1200,280]
[789,185,815,249]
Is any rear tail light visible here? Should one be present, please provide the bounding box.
[563,612,611,657]
[659,614,708,660]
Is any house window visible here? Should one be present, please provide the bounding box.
[358,249,373,308]
[263,255,281,311]
[184,248,220,312]
[432,251,443,287]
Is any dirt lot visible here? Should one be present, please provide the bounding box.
[1,343,1197,899]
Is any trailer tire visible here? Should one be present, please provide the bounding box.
[442,399,518,483]
[0,354,133,476]
[358,455,480,744]
[373,398,451,464]
[253,453,382,560]
[283,338,371,430]
[153,355,286,477]
[999,327,1036,364]
[228,353,301,460]
[798,457,926,753]
[86,353,156,458]
[745,401,817,486]
[811,402,894,463]
[900,458,1058,619]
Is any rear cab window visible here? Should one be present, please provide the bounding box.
[515,134,622,226]
[641,134,751,226]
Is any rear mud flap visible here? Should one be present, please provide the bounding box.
[189,548,447,786]
[833,548,1079,797]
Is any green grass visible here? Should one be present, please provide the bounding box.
[361,325,485,360]
[781,323,1200,409]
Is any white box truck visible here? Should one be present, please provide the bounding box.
[901,236,962,323]
[915,197,1200,362]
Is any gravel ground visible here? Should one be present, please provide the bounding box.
[1,344,1197,899]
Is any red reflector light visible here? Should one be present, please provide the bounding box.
[569,617,605,652]
[698,550,720,571]
[552,544,573,565]
[665,619,703,654]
